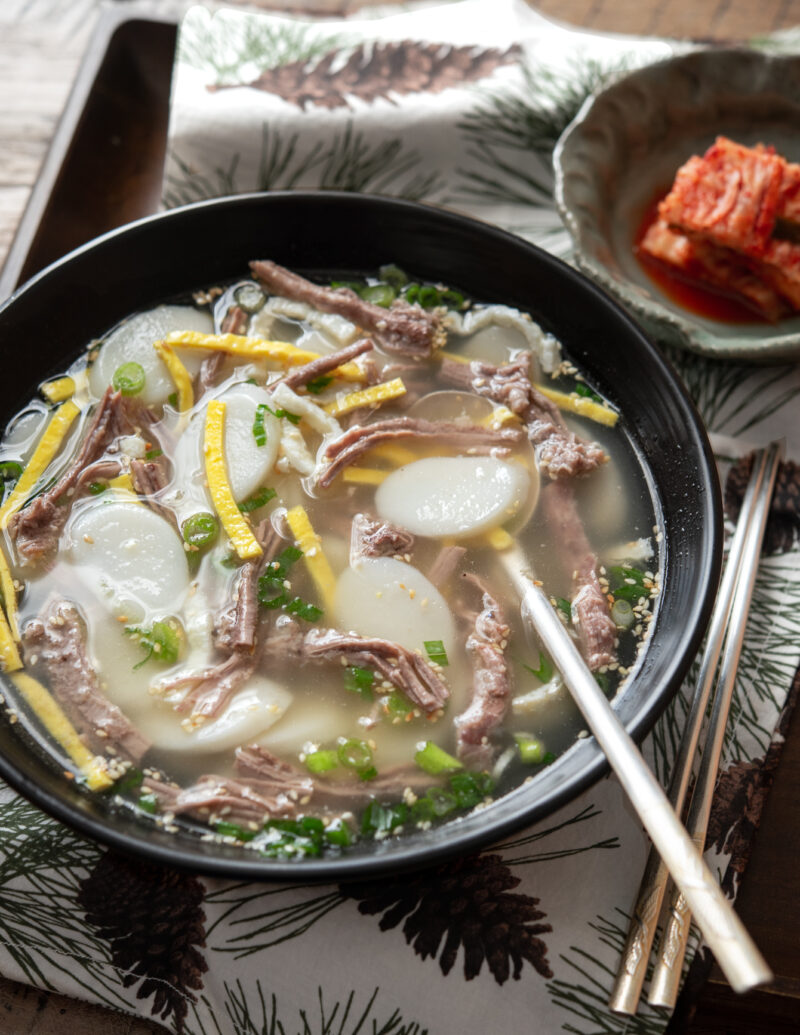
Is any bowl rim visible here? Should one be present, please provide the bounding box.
[553,46,800,364]
[0,190,722,880]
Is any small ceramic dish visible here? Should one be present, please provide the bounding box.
[553,48,800,363]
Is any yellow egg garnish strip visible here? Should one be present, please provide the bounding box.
[535,385,619,427]
[10,672,112,790]
[165,331,365,382]
[365,442,417,467]
[0,546,19,641]
[479,405,518,430]
[325,378,406,418]
[285,504,336,613]
[342,467,389,486]
[484,526,514,551]
[154,341,194,412]
[108,472,141,503]
[0,400,80,529]
[40,376,76,404]
[204,400,263,561]
[0,606,21,672]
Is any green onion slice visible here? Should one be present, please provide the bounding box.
[252,403,268,447]
[360,283,396,308]
[424,640,448,666]
[337,738,377,780]
[514,733,544,765]
[284,596,323,622]
[305,374,334,395]
[112,362,146,396]
[522,651,553,683]
[305,749,339,775]
[233,283,266,314]
[125,619,182,670]
[0,461,23,484]
[238,486,277,513]
[181,512,219,549]
[414,741,462,775]
[344,666,374,700]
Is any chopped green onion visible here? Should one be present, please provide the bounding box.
[305,374,334,395]
[144,447,163,460]
[595,672,611,694]
[543,751,556,764]
[233,283,266,313]
[337,738,377,780]
[261,818,322,858]
[305,749,339,774]
[403,283,420,305]
[383,690,413,720]
[608,565,648,604]
[361,800,407,836]
[344,666,374,700]
[441,288,466,309]
[262,403,300,426]
[112,362,145,396]
[574,382,604,403]
[360,283,396,307]
[87,481,107,495]
[252,403,268,447]
[555,597,572,622]
[522,651,553,683]
[449,771,493,808]
[167,392,179,408]
[414,741,462,775]
[113,767,144,795]
[611,598,635,629]
[418,285,440,308]
[138,793,158,814]
[427,787,458,817]
[181,512,218,549]
[238,486,277,513]
[324,818,353,847]
[378,264,409,289]
[424,640,448,666]
[515,733,544,765]
[284,596,323,622]
[216,820,256,841]
[330,279,365,293]
[257,545,304,609]
[125,619,182,670]
[0,460,23,484]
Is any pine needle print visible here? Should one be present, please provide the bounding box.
[191,981,429,1035]
[78,851,208,1032]
[547,914,668,1035]
[179,11,346,86]
[214,41,522,110]
[0,796,128,1010]
[342,853,553,983]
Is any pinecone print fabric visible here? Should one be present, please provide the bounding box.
[217,41,522,110]
[341,853,553,983]
[78,851,208,1032]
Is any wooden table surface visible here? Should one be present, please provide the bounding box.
[1,0,800,1032]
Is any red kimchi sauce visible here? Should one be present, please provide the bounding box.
[634,194,768,325]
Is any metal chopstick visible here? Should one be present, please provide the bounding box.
[609,441,781,1014]
[647,439,784,1009]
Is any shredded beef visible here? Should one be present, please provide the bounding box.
[22,599,150,762]
[440,354,607,479]
[427,544,467,588]
[199,351,226,392]
[220,304,249,335]
[303,628,449,713]
[261,615,306,664]
[250,260,446,357]
[171,774,301,824]
[282,338,374,391]
[169,652,259,721]
[350,513,414,560]
[541,481,616,670]
[214,521,282,655]
[9,388,138,566]
[235,744,314,797]
[454,575,512,769]
[318,417,522,488]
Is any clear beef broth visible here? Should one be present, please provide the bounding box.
[0,264,657,856]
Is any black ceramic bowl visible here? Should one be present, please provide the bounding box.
[0,192,721,880]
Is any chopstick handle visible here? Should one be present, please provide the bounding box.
[512,572,772,997]
[648,440,783,1008]
[609,443,777,1015]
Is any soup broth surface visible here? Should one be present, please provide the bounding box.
[0,263,658,857]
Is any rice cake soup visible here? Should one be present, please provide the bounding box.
[0,261,658,858]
